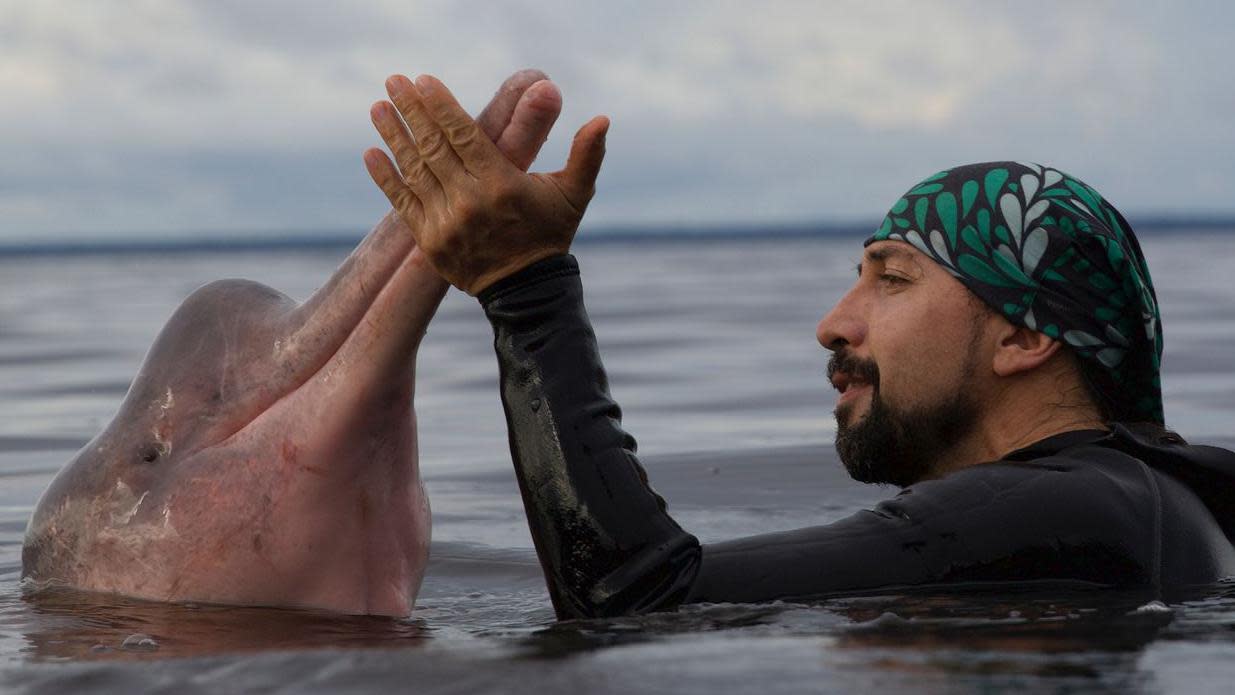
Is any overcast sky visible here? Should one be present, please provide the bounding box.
[1,1,1232,243]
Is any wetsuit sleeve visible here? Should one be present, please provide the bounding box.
[480,256,1156,619]
[479,255,702,619]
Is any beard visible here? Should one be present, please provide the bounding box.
[830,350,980,487]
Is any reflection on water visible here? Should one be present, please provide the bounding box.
[18,587,428,661]
[11,582,1228,691]
[2,234,1235,692]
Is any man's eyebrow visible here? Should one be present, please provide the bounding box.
[867,247,916,263]
[857,246,916,275]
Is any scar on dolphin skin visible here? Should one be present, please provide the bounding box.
[20,70,565,616]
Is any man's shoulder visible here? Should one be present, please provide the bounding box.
[907,424,1235,503]
[856,442,1155,579]
[884,426,1235,534]
[883,441,1157,528]
[919,443,1147,495]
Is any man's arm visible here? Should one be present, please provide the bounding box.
[480,255,701,617]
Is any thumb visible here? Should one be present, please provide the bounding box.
[553,115,609,208]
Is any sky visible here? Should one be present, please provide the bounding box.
[1,0,1233,244]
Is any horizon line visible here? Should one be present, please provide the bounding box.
[0,216,1232,257]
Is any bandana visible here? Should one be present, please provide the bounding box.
[865,161,1164,424]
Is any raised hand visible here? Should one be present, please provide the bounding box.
[365,74,610,295]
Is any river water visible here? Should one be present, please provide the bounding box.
[2,233,1234,693]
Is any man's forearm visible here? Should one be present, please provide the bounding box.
[480,255,701,619]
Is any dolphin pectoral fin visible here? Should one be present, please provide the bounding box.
[283,211,418,359]
[323,247,448,387]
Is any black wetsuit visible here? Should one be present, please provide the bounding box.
[479,255,1235,621]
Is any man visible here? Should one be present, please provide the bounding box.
[366,73,1235,620]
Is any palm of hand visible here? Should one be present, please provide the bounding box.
[366,74,609,295]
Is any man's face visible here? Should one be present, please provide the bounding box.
[816,241,993,486]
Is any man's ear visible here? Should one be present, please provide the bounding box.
[991,323,1063,377]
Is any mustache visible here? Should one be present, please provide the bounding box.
[827,348,880,388]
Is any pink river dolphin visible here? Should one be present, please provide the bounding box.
[21,71,563,616]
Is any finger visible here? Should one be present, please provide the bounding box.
[369,100,421,180]
[370,99,446,212]
[476,68,550,141]
[413,74,506,176]
[364,148,424,230]
[551,116,610,208]
[495,80,562,171]
[385,74,466,187]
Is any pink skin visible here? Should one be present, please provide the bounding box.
[21,71,564,617]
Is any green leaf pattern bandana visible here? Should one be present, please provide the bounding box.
[865,161,1164,424]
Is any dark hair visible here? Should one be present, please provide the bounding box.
[1075,350,1183,442]
[1075,354,1139,423]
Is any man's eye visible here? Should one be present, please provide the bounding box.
[880,274,909,285]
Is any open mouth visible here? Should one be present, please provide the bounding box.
[831,371,872,406]
[827,351,878,410]
[831,371,858,394]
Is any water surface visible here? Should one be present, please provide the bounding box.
[2,234,1234,693]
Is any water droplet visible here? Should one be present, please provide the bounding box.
[1131,600,1173,615]
[530,399,541,412]
[121,633,159,651]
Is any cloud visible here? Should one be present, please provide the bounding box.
[0,1,1232,242]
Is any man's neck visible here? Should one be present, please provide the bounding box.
[925,391,1107,481]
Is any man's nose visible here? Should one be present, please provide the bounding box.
[816,288,866,350]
